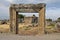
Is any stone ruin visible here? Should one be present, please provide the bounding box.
[9,3,46,34]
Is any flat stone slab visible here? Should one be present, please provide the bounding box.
[0,33,60,40]
[10,3,45,13]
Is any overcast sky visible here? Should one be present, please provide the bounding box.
[0,0,60,20]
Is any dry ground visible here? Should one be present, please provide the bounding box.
[0,24,39,35]
[0,33,60,40]
[0,24,60,40]
[0,23,59,35]
[0,24,9,33]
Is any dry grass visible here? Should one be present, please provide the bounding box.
[0,24,39,35]
[0,23,58,35]
[0,24,9,33]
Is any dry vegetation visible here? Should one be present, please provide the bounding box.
[0,23,59,35]
[18,23,39,35]
[0,23,39,35]
[0,24,9,33]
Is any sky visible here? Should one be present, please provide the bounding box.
[0,0,60,20]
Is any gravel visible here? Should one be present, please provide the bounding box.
[0,33,60,40]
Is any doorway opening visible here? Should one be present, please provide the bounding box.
[18,13,39,35]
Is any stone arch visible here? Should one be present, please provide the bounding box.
[9,3,46,34]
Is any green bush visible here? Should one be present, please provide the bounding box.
[48,23,55,27]
[23,26,31,30]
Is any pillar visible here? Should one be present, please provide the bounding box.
[38,6,45,34]
[10,7,18,34]
[10,7,13,32]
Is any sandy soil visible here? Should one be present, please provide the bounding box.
[0,33,60,40]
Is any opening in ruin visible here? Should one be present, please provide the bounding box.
[18,13,39,35]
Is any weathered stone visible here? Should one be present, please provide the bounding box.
[10,3,46,35]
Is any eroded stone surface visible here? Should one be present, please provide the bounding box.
[10,3,46,35]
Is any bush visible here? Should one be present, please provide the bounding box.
[48,23,55,27]
[1,21,7,24]
[23,26,31,30]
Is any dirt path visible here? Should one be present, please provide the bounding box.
[0,33,60,40]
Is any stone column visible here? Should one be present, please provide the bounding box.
[38,6,45,34]
[10,7,13,32]
[10,7,18,34]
